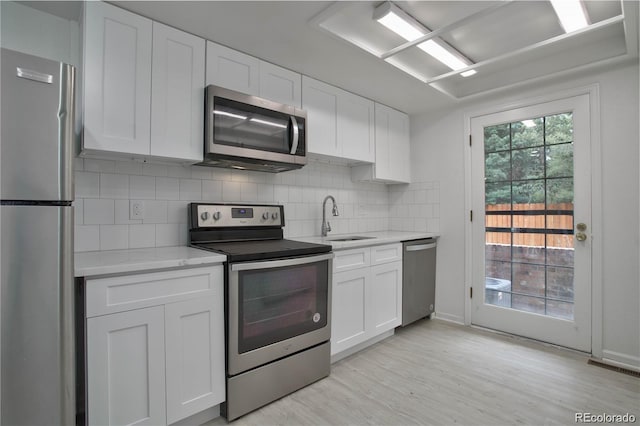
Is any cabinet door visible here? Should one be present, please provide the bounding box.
[373,103,411,183]
[331,268,371,355]
[259,61,302,107]
[150,22,205,162]
[389,108,411,183]
[339,92,374,163]
[373,103,392,180]
[84,1,152,156]
[371,261,403,334]
[206,41,259,95]
[87,306,166,426]
[165,295,225,423]
[302,76,340,158]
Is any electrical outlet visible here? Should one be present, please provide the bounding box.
[130,200,145,220]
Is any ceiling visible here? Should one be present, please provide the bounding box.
[21,1,640,115]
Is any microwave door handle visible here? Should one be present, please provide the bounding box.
[290,116,299,154]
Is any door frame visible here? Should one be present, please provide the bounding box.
[463,84,602,356]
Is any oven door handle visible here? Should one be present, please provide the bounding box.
[231,252,334,272]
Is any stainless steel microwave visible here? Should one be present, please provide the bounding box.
[200,85,307,172]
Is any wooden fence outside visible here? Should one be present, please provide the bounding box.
[485,203,574,248]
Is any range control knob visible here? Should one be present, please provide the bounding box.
[262,212,270,220]
[200,211,209,221]
[212,211,221,221]
[272,212,279,220]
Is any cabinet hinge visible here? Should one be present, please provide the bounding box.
[469,134,472,146]
[470,287,473,298]
[470,210,473,222]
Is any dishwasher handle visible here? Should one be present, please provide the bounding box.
[406,243,437,252]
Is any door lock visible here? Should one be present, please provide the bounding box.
[576,223,587,241]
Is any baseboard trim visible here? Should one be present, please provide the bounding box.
[432,312,464,325]
[600,350,640,373]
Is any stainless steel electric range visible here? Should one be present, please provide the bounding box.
[188,203,333,421]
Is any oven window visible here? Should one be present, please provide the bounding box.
[238,260,329,353]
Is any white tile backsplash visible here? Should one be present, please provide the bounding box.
[130,175,156,200]
[99,225,128,250]
[388,181,440,233]
[75,171,99,198]
[129,224,156,249]
[100,173,129,199]
[75,225,99,252]
[74,158,440,252]
[83,198,114,225]
[179,179,202,201]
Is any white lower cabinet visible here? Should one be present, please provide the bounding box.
[165,296,225,424]
[371,261,403,334]
[86,266,225,426]
[331,244,402,357]
[331,267,371,355]
[88,306,167,426]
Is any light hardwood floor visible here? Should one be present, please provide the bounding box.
[206,319,639,425]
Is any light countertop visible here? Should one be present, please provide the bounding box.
[294,231,438,250]
[75,246,226,277]
[75,231,437,277]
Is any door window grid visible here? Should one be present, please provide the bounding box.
[484,113,575,319]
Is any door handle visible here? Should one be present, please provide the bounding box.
[406,243,437,252]
[576,223,587,241]
[289,116,299,155]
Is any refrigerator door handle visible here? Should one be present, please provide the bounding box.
[58,63,76,201]
[16,67,53,84]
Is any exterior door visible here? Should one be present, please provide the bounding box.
[470,95,591,352]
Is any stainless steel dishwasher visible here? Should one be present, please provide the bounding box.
[402,238,437,326]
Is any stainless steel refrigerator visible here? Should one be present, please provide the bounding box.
[1,48,76,425]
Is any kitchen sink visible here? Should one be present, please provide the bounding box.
[326,236,376,242]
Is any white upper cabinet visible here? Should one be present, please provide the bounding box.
[150,22,205,162]
[83,1,152,156]
[352,103,411,184]
[83,2,205,163]
[206,41,260,96]
[302,76,340,158]
[338,92,374,163]
[302,76,374,163]
[206,42,302,107]
[259,61,302,107]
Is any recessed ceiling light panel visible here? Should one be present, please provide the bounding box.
[550,0,590,33]
[373,1,477,77]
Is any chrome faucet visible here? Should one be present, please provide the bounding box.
[321,195,339,237]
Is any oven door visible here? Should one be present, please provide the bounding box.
[227,252,332,376]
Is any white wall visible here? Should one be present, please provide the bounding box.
[411,63,640,367]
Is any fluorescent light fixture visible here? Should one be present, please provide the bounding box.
[374,2,476,77]
[249,118,288,129]
[549,0,589,33]
[375,4,424,42]
[522,119,536,127]
[213,110,247,120]
[417,40,477,77]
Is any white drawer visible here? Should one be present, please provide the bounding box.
[86,265,222,317]
[333,247,371,273]
[371,243,402,265]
